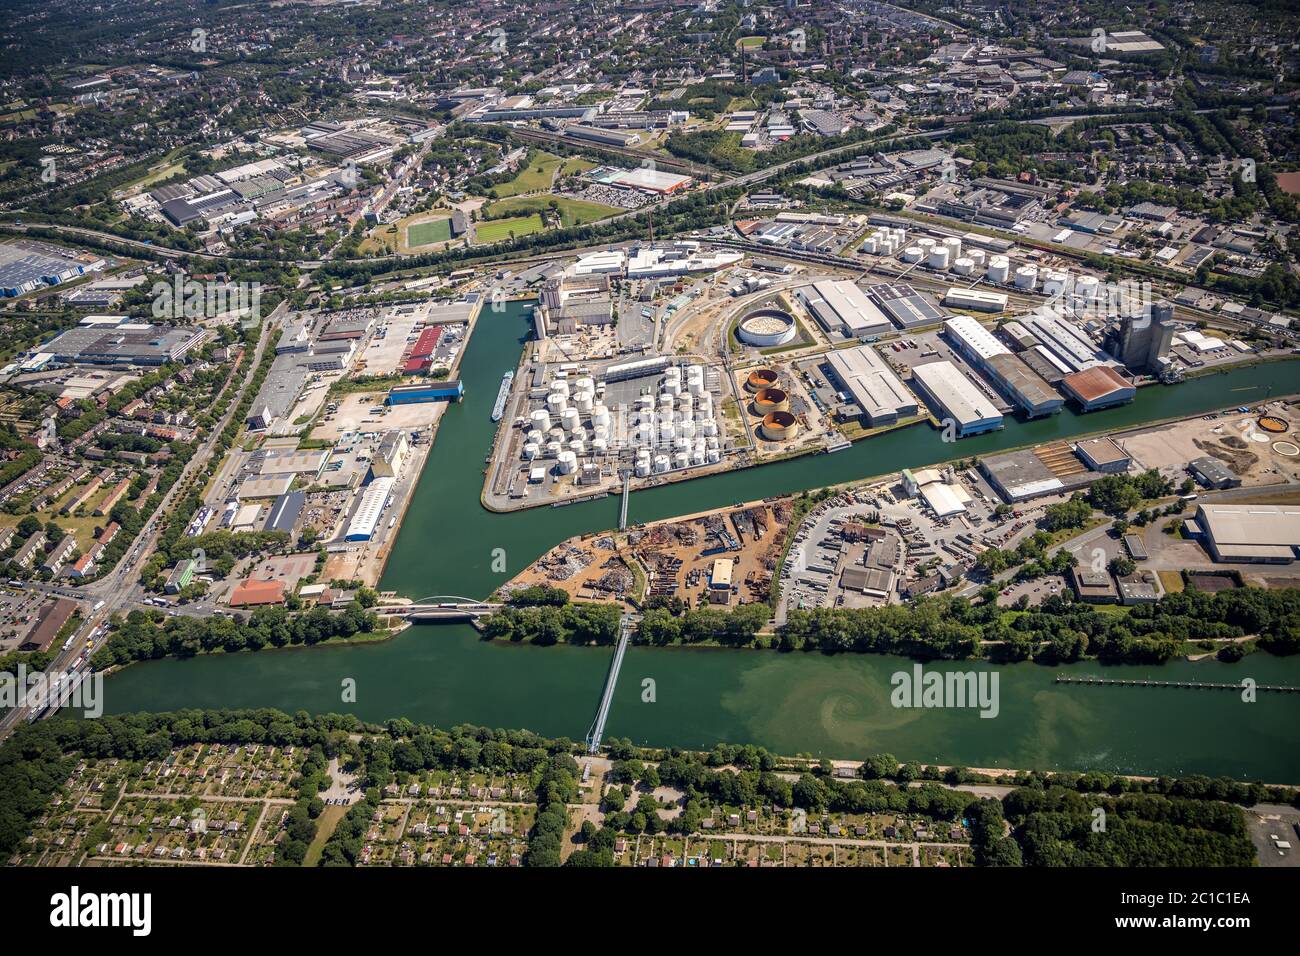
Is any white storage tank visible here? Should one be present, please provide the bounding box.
[862,236,879,254]
[952,257,975,276]
[529,409,551,433]
[943,237,962,259]
[561,407,580,432]
[546,392,568,415]
[653,454,670,474]
[917,237,936,252]
[658,420,675,442]
[550,380,570,398]
[673,451,689,470]
[1042,270,1070,298]
[522,442,539,460]
[574,376,595,394]
[706,448,722,464]
[1074,274,1100,306]
[591,405,611,428]
[701,419,718,437]
[1014,265,1038,290]
[574,391,594,414]
[568,439,585,456]
[545,440,562,458]
[679,419,697,440]
[987,255,1010,283]
[901,245,923,264]
[635,457,651,477]
[928,246,950,270]
[592,437,608,456]
[557,451,577,475]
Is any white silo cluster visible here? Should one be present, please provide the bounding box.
[628,363,721,479]
[529,374,614,475]
[862,227,906,256]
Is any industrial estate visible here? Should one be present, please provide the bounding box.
[0,0,1299,897]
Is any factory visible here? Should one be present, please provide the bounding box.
[867,284,948,329]
[978,441,1122,503]
[1059,365,1137,411]
[942,317,1062,418]
[798,279,892,339]
[823,344,919,426]
[0,240,105,297]
[1018,309,1113,373]
[910,361,1003,436]
[1190,504,1300,563]
[942,287,1008,313]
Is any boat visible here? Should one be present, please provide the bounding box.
[491,370,514,422]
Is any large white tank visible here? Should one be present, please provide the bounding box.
[917,237,936,252]
[679,419,697,440]
[691,447,706,466]
[659,392,674,413]
[663,379,681,396]
[561,407,580,432]
[707,448,721,464]
[574,391,594,414]
[862,236,879,254]
[900,245,923,264]
[701,419,718,437]
[1014,265,1038,290]
[525,428,543,446]
[653,454,670,474]
[673,451,689,470]
[673,436,690,453]
[952,256,975,276]
[943,236,962,259]
[1074,274,1100,306]
[574,376,595,394]
[592,437,608,456]
[522,442,539,460]
[1042,270,1070,298]
[638,394,654,412]
[635,457,651,478]
[928,246,950,270]
[657,419,674,441]
[557,451,577,475]
[545,392,567,415]
[547,426,565,443]
[568,439,585,456]
[529,409,551,433]
[591,405,611,428]
[545,440,562,458]
[634,423,654,446]
[987,255,1010,283]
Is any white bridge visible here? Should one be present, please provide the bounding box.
[380,596,503,621]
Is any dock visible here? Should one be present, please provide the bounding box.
[1054,675,1300,693]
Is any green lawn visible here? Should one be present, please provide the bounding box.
[406,217,452,247]
[492,151,598,198]
[475,214,545,244]
[484,194,621,228]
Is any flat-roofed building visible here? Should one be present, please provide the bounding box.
[823,345,918,426]
[910,360,1003,436]
[943,316,1061,417]
[1193,504,1300,563]
[1190,456,1241,490]
[1076,436,1132,473]
[799,280,892,338]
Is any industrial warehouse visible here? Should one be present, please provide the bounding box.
[1190,504,1300,564]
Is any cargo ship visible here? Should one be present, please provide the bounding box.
[491,370,514,422]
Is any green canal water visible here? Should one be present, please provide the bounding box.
[104,301,1300,780]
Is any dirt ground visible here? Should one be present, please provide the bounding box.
[1117,404,1300,486]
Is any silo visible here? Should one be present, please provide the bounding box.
[545,392,567,415]
[862,236,879,254]
[658,420,675,443]
[545,440,562,458]
[568,439,585,456]
[701,419,718,437]
[943,237,962,259]
[706,447,722,463]
[679,419,697,440]
[592,405,611,428]
[987,255,1010,283]
[574,390,594,414]
[592,437,608,456]
[574,376,595,394]
[635,456,651,478]
[673,451,689,470]
[917,237,936,252]
[550,379,570,399]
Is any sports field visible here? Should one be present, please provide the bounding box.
[475,215,544,244]
[407,218,452,247]
[484,195,622,228]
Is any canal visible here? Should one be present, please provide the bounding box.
[104,301,1300,780]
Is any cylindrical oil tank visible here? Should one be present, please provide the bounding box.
[592,437,608,456]
[573,391,594,414]
[928,246,950,270]
[658,420,675,442]
[1074,274,1099,305]
[900,245,923,264]
[917,237,936,252]
[574,376,595,394]
[545,392,567,415]
[746,368,779,392]
[943,237,962,259]
[635,457,651,477]
[653,454,670,474]
[701,419,718,437]
[525,429,543,446]
[862,236,879,254]
[557,451,577,474]
[760,410,799,441]
[568,439,585,456]
[673,451,689,470]
[522,442,539,460]
[987,255,1010,283]
[591,405,611,428]
[550,379,570,398]
[706,448,722,463]
[679,419,697,440]
[1042,270,1070,298]
[545,440,563,458]
[529,409,551,433]
[1014,265,1038,290]
[951,257,975,276]
[753,387,790,414]
[561,407,580,432]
